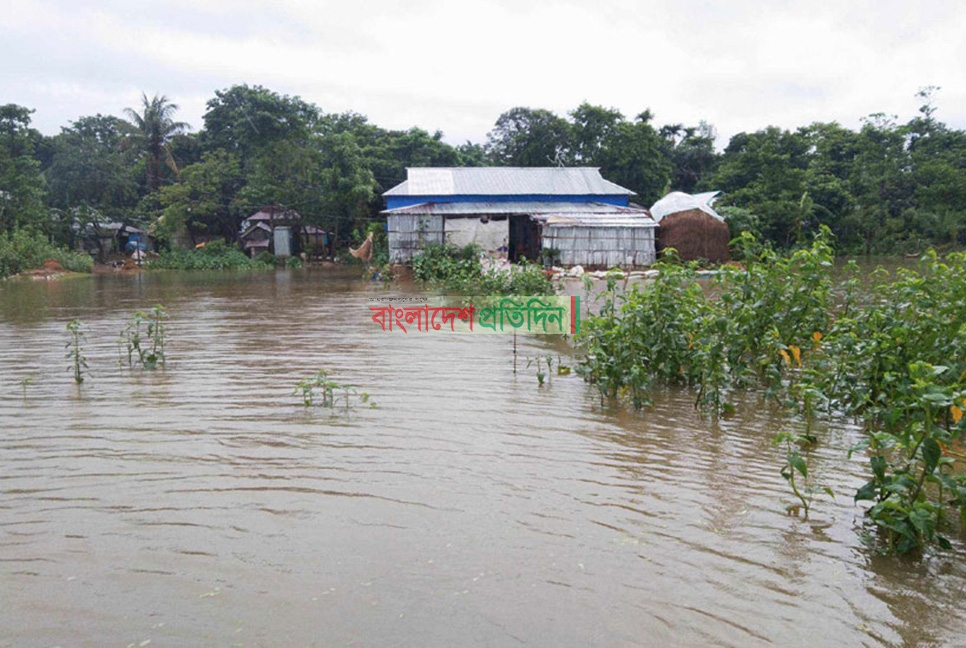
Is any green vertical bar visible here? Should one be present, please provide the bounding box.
[574,296,580,334]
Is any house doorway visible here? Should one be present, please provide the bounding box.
[508,216,540,262]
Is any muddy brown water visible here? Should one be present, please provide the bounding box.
[1,268,965,648]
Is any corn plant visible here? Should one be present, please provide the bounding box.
[65,319,88,384]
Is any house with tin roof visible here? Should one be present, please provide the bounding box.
[382,167,657,267]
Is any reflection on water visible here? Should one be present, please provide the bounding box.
[1,269,964,647]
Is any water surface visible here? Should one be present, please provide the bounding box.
[1,269,964,647]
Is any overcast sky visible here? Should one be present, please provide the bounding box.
[2,0,964,146]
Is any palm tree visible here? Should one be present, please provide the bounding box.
[124,93,187,197]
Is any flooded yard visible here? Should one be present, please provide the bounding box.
[1,269,964,647]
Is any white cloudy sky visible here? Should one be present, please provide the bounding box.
[2,0,964,146]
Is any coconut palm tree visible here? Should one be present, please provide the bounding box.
[124,93,187,196]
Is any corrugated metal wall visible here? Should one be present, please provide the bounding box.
[543,226,656,267]
[387,214,444,263]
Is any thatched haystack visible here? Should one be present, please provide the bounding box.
[657,209,731,263]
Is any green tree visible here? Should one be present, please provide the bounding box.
[485,107,573,166]
[850,114,912,253]
[0,104,47,233]
[123,93,188,203]
[714,126,811,246]
[46,115,138,219]
[202,84,320,163]
[158,149,243,244]
[593,111,673,205]
[662,121,718,194]
[318,132,376,246]
[237,139,324,223]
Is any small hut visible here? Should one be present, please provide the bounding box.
[651,191,730,263]
[240,222,272,257]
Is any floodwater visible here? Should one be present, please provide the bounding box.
[1,268,964,648]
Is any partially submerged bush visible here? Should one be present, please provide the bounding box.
[412,243,554,295]
[149,239,273,270]
[577,228,966,553]
[0,229,93,278]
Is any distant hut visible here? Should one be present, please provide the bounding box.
[651,191,730,263]
[240,222,272,257]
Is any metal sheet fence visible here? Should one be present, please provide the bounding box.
[543,226,656,267]
[387,215,444,263]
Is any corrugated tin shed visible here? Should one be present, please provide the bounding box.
[384,167,634,197]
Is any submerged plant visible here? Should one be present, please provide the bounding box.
[294,369,375,410]
[121,305,168,370]
[65,319,88,384]
[526,355,561,386]
[773,430,831,518]
[20,376,34,402]
[144,305,167,369]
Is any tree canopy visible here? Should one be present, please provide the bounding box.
[0,84,963,253]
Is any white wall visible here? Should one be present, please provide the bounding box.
[444,217,509,256]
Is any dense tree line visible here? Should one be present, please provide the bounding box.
[0,84,963,254]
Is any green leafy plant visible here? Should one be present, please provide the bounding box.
[526,355,555,386]
[121,305,168,370]
[773,430,832,518]
[576,231,966,551]
[65,319,88,384]
[0,229,94,278]
[149,240,273,270]
[294,369,376,410]
[412,243,554,296]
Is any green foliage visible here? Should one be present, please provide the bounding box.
[149,239,273,270]
[45,115,138,220]
[254,251,277,267]
[123,93,187,206]
[576,233,966,553]
[121,305,168,370]
[6,86,966,258]
[202,84,321,161]
[158,149,242,243]
[527,355,568,386]
[0,228,93,278]
[0,104,47,232]
[65,319,88,384]
[411,243,554,296]
[773,430,830,518]
[294,368,375,410]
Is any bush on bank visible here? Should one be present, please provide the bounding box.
[0,229,94,278]
[148,240,274,270]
